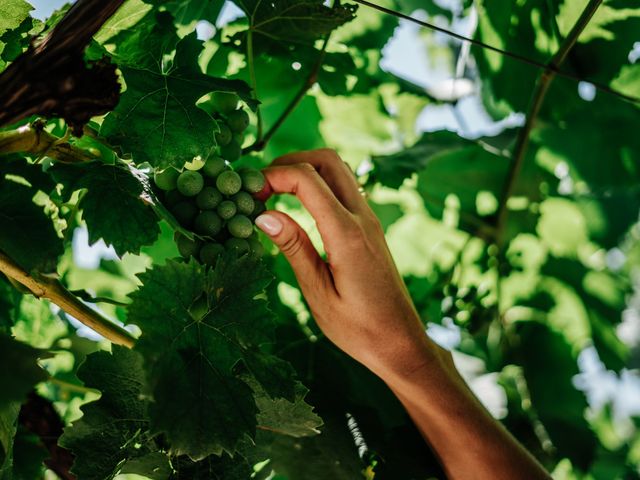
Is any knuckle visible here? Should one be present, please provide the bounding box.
[295,162,316,174]
[279,228,305,257]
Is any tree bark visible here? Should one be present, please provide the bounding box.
[0,0,125,133]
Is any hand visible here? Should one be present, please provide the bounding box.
[254,148,446,380]
[256,149,551,480]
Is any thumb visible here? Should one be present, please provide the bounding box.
[254,211,333,294]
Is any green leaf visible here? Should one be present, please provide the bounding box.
[231,0,357,54]
[249,378,322,438]
[170,453,253,480]
[516,322,597,469]
[60,346,159,480]
[143,0,224,27]
[128,255,297,459]
[0,178,62,273]
[50,161,160,256]
[94,0,153,44]
[101,22,254,169]
[0,403,20,479]
[119,452,173,479]
[0,0,31,37]
[372,130,476,189]
[0,334,48,409]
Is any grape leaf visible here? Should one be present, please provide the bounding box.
[372,131,475,189]
[128,256,297,459]
[0,334,48,409]
[50,161,160,257]
[231,0,357,54]
[0,0,31,37]
[516,322,597,469]
[59,346,163,480]
[170,453,253,480]
[0,403,20,478]
[101,20,255,169]
[143,0,224,27]
[0,178,62,273]
[246,377,322,438]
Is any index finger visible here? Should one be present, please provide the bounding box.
[258,163,355,250]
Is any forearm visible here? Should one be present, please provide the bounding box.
[380,339,551,480]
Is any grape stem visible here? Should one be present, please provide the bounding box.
[0,250,136,348]
[0,121,98,162]
[243,35,331,154]
[493,0,603,245]
[246,27,263,140]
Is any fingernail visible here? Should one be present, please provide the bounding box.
[255,214,283,236]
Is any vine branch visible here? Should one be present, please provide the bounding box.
[494,0,603,244]
[0,122,98,162]
[0,251,136,348]
[352,0,639,104]
[0,0,125,132]
[244,36,331,154]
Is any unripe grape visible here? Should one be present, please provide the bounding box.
[232,191,254,215]
[194,210,223,237]
[200,242,224,266]
[215,123,232,146]
[175,232,202,258]
[239,168,265,193]
[154,168,180,191]
[202,156,226,178]
[171,201,198,227]
[227,109,250,133]
[219,139,242,162]
[211,91,239,114]
[225,237,250,255]
[217,200,236,220]
[247,234,264,257]
[177,170,204,197]
[233,132,244,147]
[216,170,242,195]
[227,215,253,239]
[164,189,185,208]
[196,186,223,210]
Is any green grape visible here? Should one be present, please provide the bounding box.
[177,170,204,197]
[233,132,244,147]
[164,189,185,208]
[171,201,198,227]
[251,199,266,218]
[227,109,250,133]
[202,156,226,178]
[232,191,254,215]
[240,168,266,193]
[211,91,239,114]
[154,168,180,191]
[196,186,223,210]
[225,237,250,255]
[199,242,224,266]
[215,123,232,146]
[216,200,236,220]
[219,139,242,162]
[227,214,253,239]
[194,210,222,237]
[175,232,202,258]
[216,170,242,195]
[247,234,264,257]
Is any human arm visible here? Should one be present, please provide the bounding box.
[254,149,551,480]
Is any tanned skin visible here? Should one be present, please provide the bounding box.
[254,149,551,480]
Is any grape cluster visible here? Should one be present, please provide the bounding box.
[153,92,266,265]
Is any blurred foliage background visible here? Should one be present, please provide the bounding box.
[1,0,640,478]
